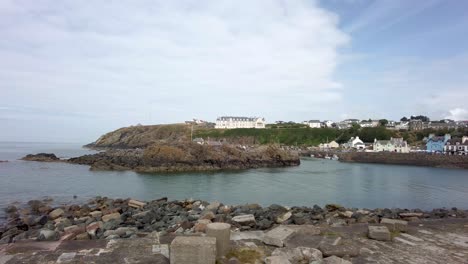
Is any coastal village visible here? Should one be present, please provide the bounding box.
[187,116,468,155]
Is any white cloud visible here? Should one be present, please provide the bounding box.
[0,1,349,141]
[446,108,468,121]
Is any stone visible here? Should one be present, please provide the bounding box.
[201,211,215,220]
[37,229,59,241]
[321,255,352,264]
[170,236,216,264]
[263,226,295,247]
[264,256,292,264]
[206,223,231,258]
[57,252,76,263]
[76,232,90,240]
[115,227,137,237]
[89,211,103,218]
[64,225,86,235]
[276,211,292,224]
[102,212,121,222]
[206,201,221,212]
[381,218,408,232]
[368,225,391,241]
[339,211,354,218]
[128,199,146,209]
[232,214,256,225]
[400,212,423,218]
[153,244,170,259]
[49,208,64,219]
[271,247,322,263]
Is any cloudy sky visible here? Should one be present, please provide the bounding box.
[1,0,468,142]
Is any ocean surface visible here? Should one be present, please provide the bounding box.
[1,142,468,220]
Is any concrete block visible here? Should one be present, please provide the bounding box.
[232,214,255,225]
[368,226,391,241]
[170,236,216,264]
[128,199,146,209]
[381,218,408,232]
[206,223,231,258]
[263,226,295,247]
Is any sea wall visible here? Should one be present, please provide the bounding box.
[305,151,468,169]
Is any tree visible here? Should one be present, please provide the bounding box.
[410,115,430,122]
[400,117,408,122]
[379,119,388,126]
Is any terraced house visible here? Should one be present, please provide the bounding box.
[215,116,266,129]
[444,136,468,155]
[373,137,409,153]
[425,134,451,152]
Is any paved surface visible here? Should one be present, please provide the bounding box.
[1,219,467,263]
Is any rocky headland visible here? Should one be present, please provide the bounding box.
[1,197,468,263]
[20,153,60,162]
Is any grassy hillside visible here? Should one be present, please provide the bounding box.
[87,123,468,148]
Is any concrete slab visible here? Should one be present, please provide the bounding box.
[170,236,216,264]
[263,226,295,247]
[56,252,76,263]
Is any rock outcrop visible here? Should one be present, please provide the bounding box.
[21,153,60,162]
[68,143,300,172]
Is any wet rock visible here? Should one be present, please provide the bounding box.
[5,205,18,214]
[22,153,60,162]
[325,204,343,212]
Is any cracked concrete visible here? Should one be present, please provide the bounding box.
[0,219,467,263]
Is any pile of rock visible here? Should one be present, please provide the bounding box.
[1,197,466,245]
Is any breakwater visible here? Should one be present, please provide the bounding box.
[304,151,468,169]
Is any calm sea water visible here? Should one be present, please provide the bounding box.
[1,142,468,220]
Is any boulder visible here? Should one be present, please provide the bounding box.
[102,212,121,222]
[49,208,65,219]
[64,225,86,235]
[276,211,292,224]
[37,229,59,241]
[232,214,256,226]
[206,201,221,212]
[368,226,391,241]
[89,211,103,218]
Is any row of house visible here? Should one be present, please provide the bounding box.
[215,116,266,129]
[425,134,468,155]
[340,136,410,153]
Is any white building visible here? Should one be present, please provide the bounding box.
[343,136,365,149]
[319,141,339,150]
[303,120,321,128]
[360,120,379,127]
[215,116,266,129]
[444,136,468,155]
[373,138,409,153]
[323,120,334,127]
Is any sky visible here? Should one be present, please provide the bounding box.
[1,0,468,142]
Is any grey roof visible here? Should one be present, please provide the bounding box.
[307,120,321,123]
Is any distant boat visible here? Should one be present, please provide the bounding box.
[324,155,331,160]
[310,154,315,158]
[331,154,339,161]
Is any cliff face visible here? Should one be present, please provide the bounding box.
[69,143,300,172]
[86,124,191,149]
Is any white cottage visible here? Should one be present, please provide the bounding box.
[373,138,409,153]
[343,136,365,149]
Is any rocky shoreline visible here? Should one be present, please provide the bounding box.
[2,196,466,245]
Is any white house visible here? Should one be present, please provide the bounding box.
[319,140,340,150]
[215,116,266,129]
[343,136,365,149]
[373,138,409,153]
[323,120,334,127]
[360,120,379,127]
[303,120,321,128]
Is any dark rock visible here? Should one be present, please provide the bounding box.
[21,153,60,162]
[5,205,17,214]
[256,219,273,230]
